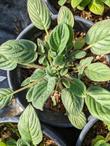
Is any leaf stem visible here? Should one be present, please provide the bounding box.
[83,44,92,51]
[20,63,44,69]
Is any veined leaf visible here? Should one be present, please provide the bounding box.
[0,55,17,71]
[103,0,110,7]
[85,86,110,122]
[78,0,91,10]
[0,89,13,109]
[27,0,51,30]
[18,105,43,145]
[68,112,86,129]
[92,135,105,146]
[58,0,66,6]
[85,63,110,81]
[88,0,104,15]
[6,138,17,146]
[71,0,83,8]
[1,40,37,64]
[58,6,74,27]
[61,88,84,115]
[74,50,86,59]
[74,37,85,50]
[86,20,110,55]
[17,139,30,146]
[49,23,70,55]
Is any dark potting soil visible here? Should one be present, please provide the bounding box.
[0,123,58,146]
[82,121,109,146]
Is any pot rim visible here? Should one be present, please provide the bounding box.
[76,117,98,146]
[0,117,66,146]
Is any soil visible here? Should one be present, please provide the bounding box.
[0,123,58,146]
[82,121,109,146]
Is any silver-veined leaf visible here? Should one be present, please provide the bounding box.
[27,0,51,30]
[49,23,70,55]
[85,63,110,81]
[86,20,110,55]
[85,86,110,122]
[0,88,13,109]
[58,6,74,27]
[17,139,30,146]
[18,105,43,145]
[68,112,86,129]
[1,40,37,64]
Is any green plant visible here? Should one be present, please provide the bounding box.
[58,0,110,15]
[1,0,110,131]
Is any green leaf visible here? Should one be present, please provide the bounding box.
[88,0,104,15]
[103,0,110,7]
[68,112,86,129]
[85,86,110,122]
[0,142,6,146]
[27,0,51,30]
[17,139,30,146]
[74,37,85,50]
[74,50,86,59]
[1,40,37,64]
[6,138,17,146]
[0,55,17,71]
[18,105,43,145]
[71,0,83,8]
[78,0,91,10]
[58,0,66,6]
[49,23,70,55]
[58,6,74,27]
[92,135,105,146]
[32,77,56,110]
[61,88,84,115]
[86,20,110,55]
[85,63,110,81]
[93,140,110,146]
[0,89,13,109]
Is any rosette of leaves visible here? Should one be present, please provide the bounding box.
[58,0,110,15]
[1,0,110,130]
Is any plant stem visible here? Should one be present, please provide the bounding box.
[20,63,44,69]
[83,44,92,51]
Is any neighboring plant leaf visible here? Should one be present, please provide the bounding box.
[61,88,84,115]
[58,0,67,6]
[0,142,6,146]
[27,0,51,30]
[68,112,86,129]
[74,50,86,59]
[0,76,6,82]
[74,37,85,50]
[85,86,110,122]
[85,63,110,81]
[6,138,17,146]
[49,23,70,55]
[0,89,13,109]
[88,0,104,15]
[18,105,43,145]
[86,20,110,55]
[1,40,37,64]
[71,0,83,8]
[58,6,74,27]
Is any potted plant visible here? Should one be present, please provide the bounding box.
[0,0,110,130]
[0,105,66,146]
[76,118,110,146]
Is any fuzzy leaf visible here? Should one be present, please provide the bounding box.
[68,112,86,129]
[18,105,43,145]
[0,89,13,109]
[1,40,37,64]
[61,88,84,115]
[58,0,66,6]
[88,0,104,15]
[85,63,110,81]
[49,23,70,55]
[86,20,110,55]
[85,86,110,122]
[71,0,83,8]
[58,6,74,27]
[28,0,51,30]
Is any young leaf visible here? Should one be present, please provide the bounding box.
[92,135,105,146]
[30,69,45,81]
[1,40,37,64]
[61,88,84,115]
[86,20,110,55]
[74,50,86,59]
[58,6,74,27]
[68,112,86,129]
[48,23,70,55]
[6,138,17,146]
[85,63,110,81]
[88,0,104,15]
[85,86,110,122]
[58,0,66,6]
[0,88,13,109]
[18,105,43,145]
[27,0,51,30]
[77,0,91,10]
[74,37,85,50]
[71,0,83,8]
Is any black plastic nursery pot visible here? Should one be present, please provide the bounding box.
[0,117,67,146]
[76,118,98,146]
[7,16,93,128]
[45,0,59,14]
